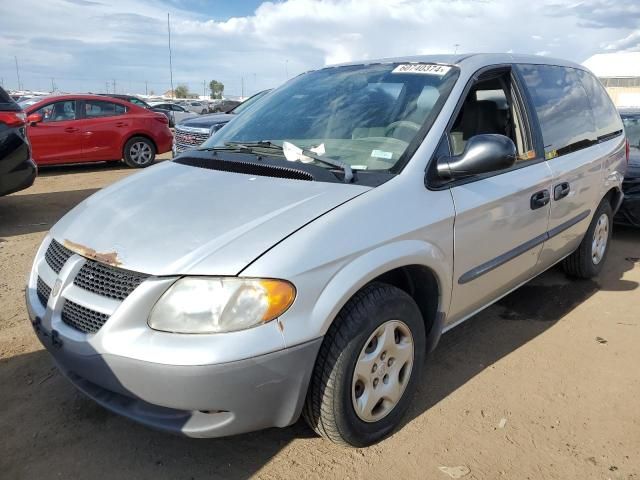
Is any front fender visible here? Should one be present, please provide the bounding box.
[266,239,452,348]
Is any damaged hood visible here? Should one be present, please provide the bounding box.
[51,161,369,276]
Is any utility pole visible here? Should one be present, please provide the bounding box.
[105,81,109,94]
[145,80,148,96]
[14,56,21,91]
[203,80,206,98]
[51,77,56,92]
[168,13,174,99]
[454,43,460,54]
[113,79,116,94]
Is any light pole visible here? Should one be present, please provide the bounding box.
[168,13,174,99]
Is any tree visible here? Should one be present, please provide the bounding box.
[174,84,189,98]
[209,80,224,99]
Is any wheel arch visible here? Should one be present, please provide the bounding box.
[122,132,158,158]
[603,186,623,214]
[308,240,450,353]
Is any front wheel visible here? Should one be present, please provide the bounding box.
[562,199,613,278]
[123,136,156,168]
[303,282,426,447]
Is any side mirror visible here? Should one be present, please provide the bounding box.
[437,134,517,179]
[27,113,43,126]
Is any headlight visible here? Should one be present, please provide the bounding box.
[148,277,295,334]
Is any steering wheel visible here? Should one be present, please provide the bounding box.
[384,120,421,138]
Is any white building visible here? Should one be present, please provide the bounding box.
[583,52,640,107]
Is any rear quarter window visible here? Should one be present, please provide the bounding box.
[517,64,596,159]
[84,100,127,117]
[576,70,623,141]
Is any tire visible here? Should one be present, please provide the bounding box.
[303,282,426,447]
[123,136,156,168]
[562,199,613,279]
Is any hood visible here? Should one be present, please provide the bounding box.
[51,161,369,276]
[179,113,234,129]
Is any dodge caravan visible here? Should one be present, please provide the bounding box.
[27,54,627,447]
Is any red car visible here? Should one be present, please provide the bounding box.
[23,94,173,168]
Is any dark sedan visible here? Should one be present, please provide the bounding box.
[0,86,36,196]
[173,90,271,155]
[616,109,640,227]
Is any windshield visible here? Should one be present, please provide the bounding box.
[19,97,46,109]
[202,63,459,172]
[622,114,640,149]
[232,90,270,115]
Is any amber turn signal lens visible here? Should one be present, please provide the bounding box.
[260,279,296,322]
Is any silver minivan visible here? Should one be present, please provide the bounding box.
[27,54,627,447]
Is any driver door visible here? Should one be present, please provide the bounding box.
[445,67,553,325]
[28,100,84,164]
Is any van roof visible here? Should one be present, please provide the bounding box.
[331,53,587,72]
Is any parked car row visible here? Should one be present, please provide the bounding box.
[173,89,271,154]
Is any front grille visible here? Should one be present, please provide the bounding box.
[74,260,149,301]
[174,127,210,149]
[61,300,109,334]
[37,277,51,307]
[45,239,73,274]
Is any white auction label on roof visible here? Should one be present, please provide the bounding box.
[392,64,452,76]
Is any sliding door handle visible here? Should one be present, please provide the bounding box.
[554,182,570,200]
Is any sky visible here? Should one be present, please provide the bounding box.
[0,0,639,97]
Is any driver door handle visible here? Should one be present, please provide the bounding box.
[530,189,550,210]
[64,127,79,133]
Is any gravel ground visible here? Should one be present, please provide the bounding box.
[1,157,639,480]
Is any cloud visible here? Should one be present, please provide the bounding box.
[0,0,638,95]
[604,31,640,52]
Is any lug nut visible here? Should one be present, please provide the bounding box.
[372,363,378,373]
[381,351,386,360]
[388,358,394,367]
[373,378,379,388]
[383,374,389,384]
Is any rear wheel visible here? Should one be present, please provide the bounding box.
[562,199,613,278]
[303,282,425,447]
[123,136,156,168]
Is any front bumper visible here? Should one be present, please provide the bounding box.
[25,239,322,437]
[30,315,321,437]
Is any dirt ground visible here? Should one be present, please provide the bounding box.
[1,157,639,480]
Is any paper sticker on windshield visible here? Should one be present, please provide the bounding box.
[392,64,451,76]
[371,149,393,160]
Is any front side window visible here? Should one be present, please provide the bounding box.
[84,100,126,118]
[203,63,459,172]
[448,70,535,163]
[35,100,76,123]
[517,64,596,159]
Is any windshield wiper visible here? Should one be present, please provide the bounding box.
[225,141,354,183]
